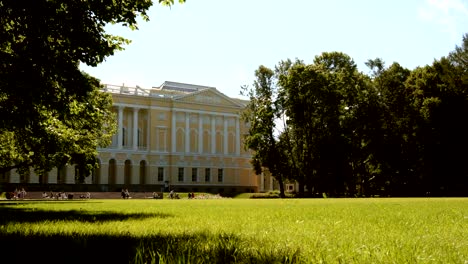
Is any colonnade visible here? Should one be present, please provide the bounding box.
[114,105,241,155]
[170,110,241,155]
[116,106,149,150]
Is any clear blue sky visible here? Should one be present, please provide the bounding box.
[80,0,468,99]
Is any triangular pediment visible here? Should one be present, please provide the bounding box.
[174,88,244,108]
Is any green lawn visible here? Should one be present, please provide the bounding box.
[0,198,466,263]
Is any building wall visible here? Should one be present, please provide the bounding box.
[2,83,259,193]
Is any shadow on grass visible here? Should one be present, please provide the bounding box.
[0,202,302,263]
[0,232,301,264]
[0,204,173,224]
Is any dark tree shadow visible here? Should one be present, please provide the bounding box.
[0,203,173,224]
[0,202,302,263]
[0,232,302,264]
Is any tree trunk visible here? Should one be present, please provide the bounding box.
[278,176,286,198]
[297,176,306,197]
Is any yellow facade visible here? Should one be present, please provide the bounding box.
[95,81,259,193]
[1,81,281,193]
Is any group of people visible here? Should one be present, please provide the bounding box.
[42,191,69,199]
[121,188,131,199]
[168,190,180,199]
[41,191,91,200]
[5,188,27,199]
[79,192,91,199]
[14,188,27,199]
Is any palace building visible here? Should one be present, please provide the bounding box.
[1,81,276,194]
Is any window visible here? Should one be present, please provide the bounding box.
[124,160,132,185]
[139,160,146,184]
[158,167,164,182]
[192,168,197,182]
[156,127,167,152]
[178,168,184,182]
[205,168,210,182]
[108,159,116,184]
[138,128,142,147]
[122,127,126,146]
[218,168,223,182]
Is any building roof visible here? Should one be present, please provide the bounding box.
[102,81,249,108]
[155,81,215,93]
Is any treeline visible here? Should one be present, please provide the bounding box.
[242,34,468,198]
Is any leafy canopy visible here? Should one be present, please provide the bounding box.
[0,0,185,178]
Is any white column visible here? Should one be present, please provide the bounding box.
[235,116,240,155]
[118,106,123,149]
[223,117,228,155]
[185,113,190,153]
[171,111,176,152]
[133,108,139,150]
[146,109,150,151]
[198,114,203,153]
[211,116,216,154]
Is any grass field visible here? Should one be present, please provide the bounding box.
[0,197,466,263]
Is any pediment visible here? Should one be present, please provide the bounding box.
[174,88,243,108]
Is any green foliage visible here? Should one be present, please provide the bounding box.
[241,65,288,198]
[277,52,370,196]
[0,0,184,178]
[246,34,468,197]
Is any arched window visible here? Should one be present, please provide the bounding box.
[124,160,132,185]
[176,128,184,152]
[228,132,235,154]
[139,160,146,184]
[216,131,223,154]
[203,130,210,153]
[190,128,198,153]
[156,127,167,152]
[108,159,116,184]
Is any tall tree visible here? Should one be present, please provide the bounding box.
[241,66,287,198]
[278,52,368,197]
[277,61,326,196]
[0,0,184,178]
[275,59,307,196]
[405,56,468,196]
[365,61,417,196]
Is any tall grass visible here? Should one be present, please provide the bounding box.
[0,198,466,263]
